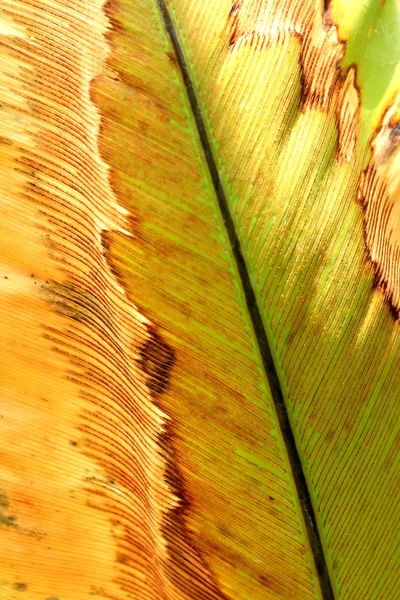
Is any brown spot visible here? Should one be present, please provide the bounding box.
[390,120,400,135]
[116,552,130,565]
[139,327,175,396]
[100,229,110,260]
[166,51,177,65]
[0,489,17,528]
[227,2,241,47]
[14,583,28,591]
[45,282,108,327]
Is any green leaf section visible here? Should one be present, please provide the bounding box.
[162,1,400,599]
[331,0,400,142]
[95,1,326,599]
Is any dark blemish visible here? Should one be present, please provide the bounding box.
[166,50,177,65]
[0,136,13,146]
[116,552,130,564]
[4,276,7,279]
[0,513,17,527]
[228,1,240,46]
[389,122,400,142]
[385,121,400,160]
[69,440,78,446]
[159,429,228,599]
[45,282,117,330]
[0,489,17,528]
[45,597,60,600]
[100,229,110,260]
[375,120,400,163]
[138,327,175,396]
[14,583,28,591]
[269,496,275,501]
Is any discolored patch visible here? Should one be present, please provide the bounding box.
[14,583,28,591]
[227,1,241,46]
[359,102,400,318]
[0,489,17,528]
[166,50,177,65]
[158,430,228,600]
[137,326,228,597]
[0,1,193,597]
[139,327,175,396]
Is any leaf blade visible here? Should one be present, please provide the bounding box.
[162,1,400,598]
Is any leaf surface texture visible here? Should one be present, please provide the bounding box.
[0,1,398,600]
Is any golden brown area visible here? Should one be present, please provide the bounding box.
[0,1,195,598]
[360,101,400,316]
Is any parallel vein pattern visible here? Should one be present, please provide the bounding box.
[0,1,182,598]
[0,0,334,599]
[163,0,400,598]
[92,0,325,598]
[157,1,334,598]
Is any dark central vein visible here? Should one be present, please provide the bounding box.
[156,2,335,599]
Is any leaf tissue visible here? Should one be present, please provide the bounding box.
[0,1,398,599]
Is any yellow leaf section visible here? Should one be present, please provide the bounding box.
[0,1,324,600]
[328,0,373,40]
[0,1,184,599]
[91,1,326,599]
[164,0,400,598]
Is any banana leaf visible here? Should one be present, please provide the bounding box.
[0,0,398,599]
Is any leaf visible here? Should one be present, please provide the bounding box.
[0,2,398,600]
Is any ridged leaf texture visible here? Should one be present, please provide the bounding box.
[0,1,398,599]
